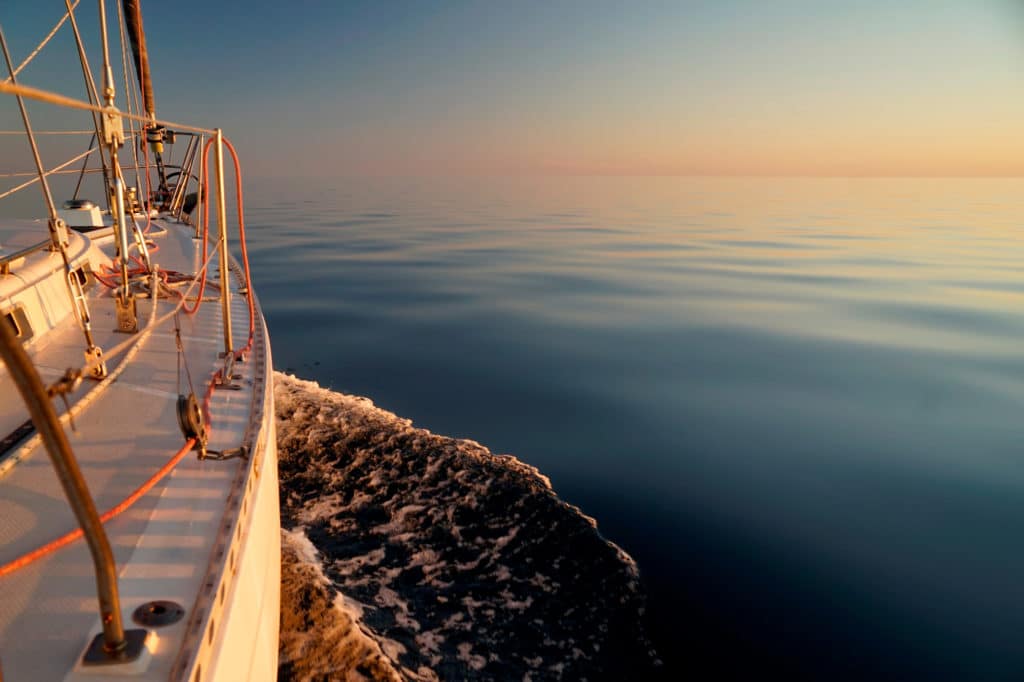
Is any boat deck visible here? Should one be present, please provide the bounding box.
[0,217,278,682]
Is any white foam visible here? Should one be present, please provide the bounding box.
[275,371,659,679]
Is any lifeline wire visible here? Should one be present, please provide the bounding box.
[2,0,80,83]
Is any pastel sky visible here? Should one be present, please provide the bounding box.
[5,0,1024,176]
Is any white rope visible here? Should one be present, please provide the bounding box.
[0,232,229,477]
[1,264,163,476]
[3,1,81,83]
[84,235,224,375]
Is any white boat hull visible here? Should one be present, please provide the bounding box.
[0,218,280,681]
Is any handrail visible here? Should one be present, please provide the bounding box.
[0,238,50,275]
[214,130,233,356]
[0,3,242,668]
[0,308,128,657]
[168,134,200,217]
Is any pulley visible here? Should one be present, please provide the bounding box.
[175,392,205,454]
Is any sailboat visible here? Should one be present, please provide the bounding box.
[0,2,279,680]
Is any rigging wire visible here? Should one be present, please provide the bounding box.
[2,0,80,83]
[116,0,143,196]
[182,136,255,357]
[0,158,171,180]
[70,132,96,199]
[0,221,253,575]
[0,80,216,135]
[0,21,103,359]
[0,146,96,201]
[0,25,60,222]
[0,3,262,583]
[0,129,94,135]
[64,0,112,206]
[3,246,220,475]
[82,237,222,376]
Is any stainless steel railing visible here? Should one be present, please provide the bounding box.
[0,238,50,276]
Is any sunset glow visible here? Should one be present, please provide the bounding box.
[4,0,1024,176]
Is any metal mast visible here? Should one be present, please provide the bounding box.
[120,0,170,205]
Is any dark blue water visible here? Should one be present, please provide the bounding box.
[247,176,1024,680]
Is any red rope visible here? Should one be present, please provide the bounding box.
[0,136,259,577]
[0,321,230,577]
[181,138,214,315]
[182,136,255,359]
[0,436,196,578]
[222,138,255,358]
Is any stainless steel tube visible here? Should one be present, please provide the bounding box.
[215,129,233,355]
[0,314,126,655]
[113,172,131,288]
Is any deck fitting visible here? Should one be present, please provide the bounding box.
[132,601,185,627]
[81,628,148,665]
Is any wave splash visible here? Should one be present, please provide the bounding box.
[275,372,659,680]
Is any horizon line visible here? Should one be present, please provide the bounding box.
[246,171,1024,180]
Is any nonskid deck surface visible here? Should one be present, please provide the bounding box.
[0,218,271,681]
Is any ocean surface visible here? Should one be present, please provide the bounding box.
[274,372,657,680]
[246,176,1024,680]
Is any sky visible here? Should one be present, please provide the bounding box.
[5,0,1024,177]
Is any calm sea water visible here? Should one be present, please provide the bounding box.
[245,176,1024,680]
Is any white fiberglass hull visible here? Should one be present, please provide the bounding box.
[0,217,279,681]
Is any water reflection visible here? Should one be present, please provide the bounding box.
[248,176,1024,680]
